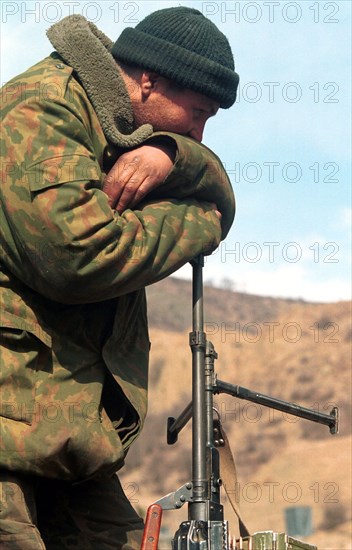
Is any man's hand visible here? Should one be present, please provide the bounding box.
[208,203,222,220]
[103,142,175,212]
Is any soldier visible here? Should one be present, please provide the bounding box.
[0,7,238,549]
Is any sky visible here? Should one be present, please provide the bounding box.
[1,0,351,302]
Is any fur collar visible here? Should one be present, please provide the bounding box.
[47,15,153,148]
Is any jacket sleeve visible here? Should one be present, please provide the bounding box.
[145,132,236,239]
[1,96,223,304]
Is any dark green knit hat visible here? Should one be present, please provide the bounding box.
[111,7,239,109]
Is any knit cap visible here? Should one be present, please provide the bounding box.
[111,7,239,108]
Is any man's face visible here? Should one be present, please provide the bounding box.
[133,74,220,142]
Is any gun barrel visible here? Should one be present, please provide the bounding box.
[189,255,208,520]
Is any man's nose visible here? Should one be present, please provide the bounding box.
[189,124,205,142]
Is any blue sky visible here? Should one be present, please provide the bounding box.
[1,0,351,302]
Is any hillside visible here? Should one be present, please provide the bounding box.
[120,277,351,549]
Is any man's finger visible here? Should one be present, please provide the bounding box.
[116,176,151,213]
[103,158,139,208]
[206,202,221,219]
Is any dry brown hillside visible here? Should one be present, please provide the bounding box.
[120,277,351,549]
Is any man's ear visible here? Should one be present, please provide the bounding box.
[140,71,161,98]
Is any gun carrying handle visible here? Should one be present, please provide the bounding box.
[140,504,163,550]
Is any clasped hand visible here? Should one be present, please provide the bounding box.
[103,142,175,213]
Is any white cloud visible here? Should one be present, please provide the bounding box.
[227,263,351,302]
[340,207,352,230]
[175,255,351,303]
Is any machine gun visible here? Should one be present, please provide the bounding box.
[141,255,339,550]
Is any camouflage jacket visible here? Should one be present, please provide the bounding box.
[0,16,235,481]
